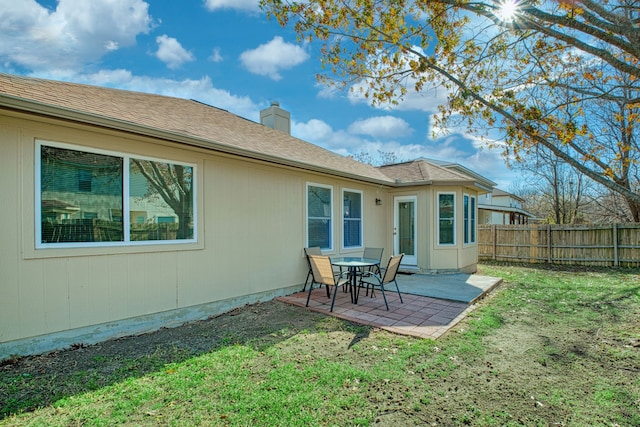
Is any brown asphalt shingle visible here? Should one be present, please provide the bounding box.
[379,159,476,184]
[0,73,490,188]
[0,73,393,184]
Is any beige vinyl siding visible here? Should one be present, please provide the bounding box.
[205,157,305,299]
[429,197,460,271]
[0,122,21,339]
[428,186,479,272]
[0,112,388,349]
[0,75,493,358]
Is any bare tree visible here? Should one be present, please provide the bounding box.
[262,0,640,212]
[511,147,591,224]
[350,149,400,166]
[588,185,640,222]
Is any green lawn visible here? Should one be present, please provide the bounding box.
[1,263,639,426]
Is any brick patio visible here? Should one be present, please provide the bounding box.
[277,285,475,339]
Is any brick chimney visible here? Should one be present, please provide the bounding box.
[260,101,290,135]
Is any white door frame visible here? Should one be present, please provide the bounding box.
[394,195,417,266]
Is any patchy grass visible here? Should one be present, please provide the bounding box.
[1,263,639,426]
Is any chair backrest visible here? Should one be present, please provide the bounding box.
[305,246,322,257]
[363,247,383,262]
[308,255,337,286]
[304,246,322,268]
[381,254,404,284]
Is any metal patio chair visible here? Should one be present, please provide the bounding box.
[358,253,404,310]
[354,247,384,296]
[306,254,350,312]
[302,246,322,291]
[361,246,384,276]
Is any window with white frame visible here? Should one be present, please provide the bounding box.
[37,141,196,247]
[463,194,476,244]
[342,189,362,248]
[307,183,332,250]
[438,192,455,245]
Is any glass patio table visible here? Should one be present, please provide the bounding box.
[330,257,380,304]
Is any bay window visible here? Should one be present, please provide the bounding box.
[463,194,476,244]
[438,193,455,245]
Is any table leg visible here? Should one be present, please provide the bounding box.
[350,266,360,304]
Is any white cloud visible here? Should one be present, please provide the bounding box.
[347,78,450,113]
[105,40,119,51]
[292,114,514,186]
[203,0,260,12]
[343,45,450,113]
[317,84,339,99]
[0,0,152,72]
[348,116,413,139]
[292,119,335,142]
[239,36,309,80]
[209,47,223,63]
[293,117,411,158]
[38,69,260,122]
[155,35,194,69]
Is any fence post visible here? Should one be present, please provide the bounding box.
[492,225,497,260]
[547,225,552,263]
[613,223,619,267]
[530,224,538,263]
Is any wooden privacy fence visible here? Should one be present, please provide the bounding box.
[478,224,640,267]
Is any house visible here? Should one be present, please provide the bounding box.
[377,159,494,271]
[478,188,534,224]
[0,73,494,359]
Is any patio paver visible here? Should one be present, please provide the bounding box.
[276,273,502,339]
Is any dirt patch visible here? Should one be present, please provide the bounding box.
[1,282,639,425]
[1,302,323,388]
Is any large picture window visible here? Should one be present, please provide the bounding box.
[463,194,476,244]
[37,141,196,248]
[438,193,455,245]
[342,189,362,248]
[307,183,332,250]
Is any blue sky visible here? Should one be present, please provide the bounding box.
[0,0,518,189]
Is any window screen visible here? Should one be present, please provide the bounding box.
[343,190,362,248]
[438,193,455,245]
[40,145,123,243]
[307,184,332,250]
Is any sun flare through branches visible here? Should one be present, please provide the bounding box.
[495,0,519,22]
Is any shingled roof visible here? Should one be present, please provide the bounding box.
[0,73,497,190]
[378,158,491,188]
[416,157,496,189]
[0,73,393,185]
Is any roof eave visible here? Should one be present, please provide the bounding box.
[478,204,534,217]
[418,157,497,188]
[431,180,493,193]
[0,95,394,187]
[473,182,494,194]
[391,180,433,186]
[387,179,494,192]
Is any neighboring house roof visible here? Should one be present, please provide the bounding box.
[0,73,495,191]
[41,199,80,213]
[379,159,494,192]
[479,188,533,218]
[478,203,533,217]
[490,188,525,203]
